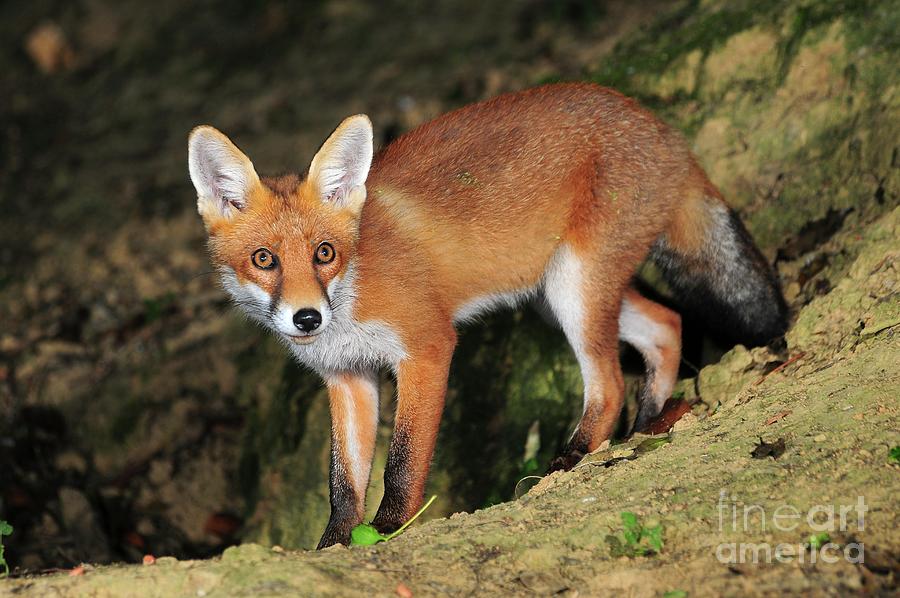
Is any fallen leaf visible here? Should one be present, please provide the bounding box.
[764,410,792,425]
[396,583,413,598]
[204,513,242,538]
[754,352,806,386]
[645,398,693,435]
[124,531,145,549]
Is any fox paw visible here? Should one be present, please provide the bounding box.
[547,448,585,473]
[316,519,354,550]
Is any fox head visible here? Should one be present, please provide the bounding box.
[188,115,373,345]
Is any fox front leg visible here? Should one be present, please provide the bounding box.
[317,371,379,549]
[371,334,455,534]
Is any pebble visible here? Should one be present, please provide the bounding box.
[813,434,827,442]
[156,556,179,566]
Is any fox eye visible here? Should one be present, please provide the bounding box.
[315,242,335,264]
[251,248,277,270]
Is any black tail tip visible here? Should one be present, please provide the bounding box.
[722,292,790,347]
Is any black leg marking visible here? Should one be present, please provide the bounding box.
[317,439,359,549]
[631,370,662,434]
[371,425,414,534]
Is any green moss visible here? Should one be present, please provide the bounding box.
[593,0,783,100]
[437,311,581,510]
[593,0,888,104]
[233,334,329,547]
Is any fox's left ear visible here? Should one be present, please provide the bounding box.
[308,115,373,216]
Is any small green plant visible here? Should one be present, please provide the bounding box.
[606,511,664,557]
[807,532,831,550]
[0,520,12,577]
[350,495,437,546]
[889,446,900,465]
[663,591,688,598]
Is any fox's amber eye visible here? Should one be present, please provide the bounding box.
[315,242,335,264]
[251,248,277,270]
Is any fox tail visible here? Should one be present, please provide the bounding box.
[649,181,789,347]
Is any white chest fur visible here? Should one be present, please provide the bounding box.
[220,263,406,375]
[286,265,407,375]
[287,315,406,375]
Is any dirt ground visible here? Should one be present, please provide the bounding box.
[1,0,898,595]
[5,208,899,594]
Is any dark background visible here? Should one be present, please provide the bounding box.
[1,0,896,573]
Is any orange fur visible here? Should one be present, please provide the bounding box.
[327,372,379,513]
[190,83,776,546]
[622,288,682,401]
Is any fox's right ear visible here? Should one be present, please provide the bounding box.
[188,126,260,222]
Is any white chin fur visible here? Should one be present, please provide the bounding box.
[219,266,272,327]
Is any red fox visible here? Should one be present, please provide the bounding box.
[188,83,787,548]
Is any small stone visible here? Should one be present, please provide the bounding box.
[59,487,112,562]
[221,543,271,563]
[137,519,156,536]
[55,451,87,474]
[0,335,22,353]
[155,556,179,566]
[25,22,76,73]
[673,412,698,432]
[813,434,827,442]
[611,448,635,459]
[148,459,173,486]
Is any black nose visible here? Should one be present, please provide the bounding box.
[293,309,322,333]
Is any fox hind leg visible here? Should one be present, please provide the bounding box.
[619,288,682,433]
[543,245,627,472]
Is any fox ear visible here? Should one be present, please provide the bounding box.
[308,115,373,215]
[188,126,260,221]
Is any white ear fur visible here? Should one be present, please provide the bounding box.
[308,115,373,214]
[188,126,260,219]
